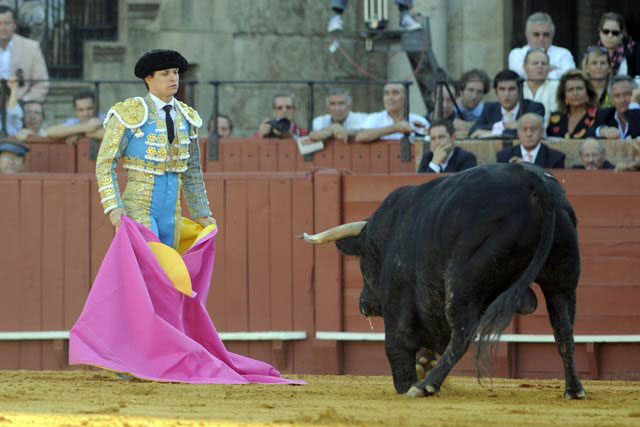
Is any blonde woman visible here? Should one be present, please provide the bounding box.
[582,46,612,107]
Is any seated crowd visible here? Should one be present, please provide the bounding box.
[2,7,640,174]
[299,10,640,173]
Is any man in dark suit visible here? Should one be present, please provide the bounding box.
[470,69,545,139]
[418,119,477,173]
[590,75,640,139]
[496,113,565,168]
[572,138,615,170]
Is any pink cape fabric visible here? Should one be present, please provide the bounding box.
[69,216,302,385]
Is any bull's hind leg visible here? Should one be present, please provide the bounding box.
[541,289,586,399]
[538,218,586,400]
[407,306,478,397]
[416,347,438,381]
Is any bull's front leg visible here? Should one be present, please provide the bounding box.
[384,332,418,394]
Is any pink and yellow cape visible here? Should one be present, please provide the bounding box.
[69,216,302,385]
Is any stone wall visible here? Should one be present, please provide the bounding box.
[76,0,526,135]
[83,0,389,137]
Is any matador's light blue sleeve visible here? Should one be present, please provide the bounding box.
[96,116,131,214]
[182,126,211,218]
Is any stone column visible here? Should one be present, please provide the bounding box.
[447,0,508,82]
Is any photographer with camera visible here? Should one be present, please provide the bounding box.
[254,92,308,139]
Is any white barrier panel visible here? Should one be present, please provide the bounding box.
[0,331,307,341]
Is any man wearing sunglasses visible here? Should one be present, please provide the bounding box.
[509,12,575,81]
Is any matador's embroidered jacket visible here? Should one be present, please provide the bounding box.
[96,95,211,244]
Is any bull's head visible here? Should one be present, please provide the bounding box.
[299,221,383,318]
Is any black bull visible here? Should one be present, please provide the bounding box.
[304,163,586,399]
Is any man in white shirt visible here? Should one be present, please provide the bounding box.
[309,88,367,143]
[508,12,575,81]
[356,83,428,142]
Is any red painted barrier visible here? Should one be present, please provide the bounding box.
[0,170,638,380]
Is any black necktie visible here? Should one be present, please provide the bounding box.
[162,105,174,142]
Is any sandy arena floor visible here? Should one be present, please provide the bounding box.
[0,370,639,426]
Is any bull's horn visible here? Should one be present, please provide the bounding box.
[297,221,367,244]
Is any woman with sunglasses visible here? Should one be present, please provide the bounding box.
[582,46,613,108]
[547,70,598,139]
[597,12,640,77]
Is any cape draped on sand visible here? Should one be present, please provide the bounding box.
[69,216,303,385]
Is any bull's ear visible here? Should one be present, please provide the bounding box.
[335,235,362,256]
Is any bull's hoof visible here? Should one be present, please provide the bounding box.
[406,386,425,398]
[416,364,426,381]
[564,388,587,400]
[406,384,438,398]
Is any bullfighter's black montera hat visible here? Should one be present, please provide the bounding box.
[134,49,188,79]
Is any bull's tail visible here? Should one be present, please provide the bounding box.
[474,185,556,380]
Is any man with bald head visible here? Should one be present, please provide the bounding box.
[496,113,565,168]
[572,139,614,170]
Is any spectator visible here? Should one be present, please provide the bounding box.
[455,68,490,123]
[615,140,640,171]
[509,12,575,80]
[328,0,421,33]
[0,76,23,136]
[0,5,49,102]
[355,83,428,143]
[523,48,559,127]
[0,140,28,173]
[207,113,233,138]
[15,100,46,141]
[417,119,476,173]
[597,12,640,77]
[46,90,105,143]
[309,88,367,143]
[497,113,565,168]
[582,46,613,108]
[592,75,640,139]
[572,138,614,170]
[428,80,457,122]
[470,70,545,139]
[547,70,597,139]
[430,80,475,138]
[255,92,308,139]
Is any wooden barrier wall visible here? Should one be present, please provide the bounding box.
[21,137,416,174]
[203,138,416,173]
[0,170,638,380]
[0,172,317,374]
[21,136,636,175]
